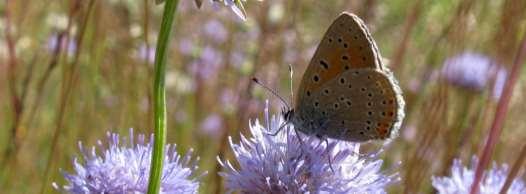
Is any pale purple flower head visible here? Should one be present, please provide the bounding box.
[229,51,246,69]
[53,129,202,194]
[138,44,156,64]
[441,52,507,100]
[47,33,77,56]
[178,38,195,56]
[190,46,223,79]
[200,114,224,137]
[492,69,507,100]
[218,101,399,193]
[203,19,228,43]
[432,156,526,194]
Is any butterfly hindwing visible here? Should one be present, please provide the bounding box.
[295,69,402,141]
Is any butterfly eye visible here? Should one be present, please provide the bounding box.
[339,78,346,84]
[344,65,350,70]
[324,89,330,95]
[343,43,348,48]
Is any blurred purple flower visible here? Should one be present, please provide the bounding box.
[200,114,224,137]
[178,38,195,56]
[201,46,223,65]
[441,52,507,100]
[138,44,156,64]
[283,30,298,64]
[432,156,525,194]
[53,129,202,194]
[218,101,399,193]
[492,68,507,100]
[229,51,246,69]
[190,46,223,79]
[47,34,76,56]
[203,20,227,43]
[220,89,238,113]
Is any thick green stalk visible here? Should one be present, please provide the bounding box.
[147,0,179,193]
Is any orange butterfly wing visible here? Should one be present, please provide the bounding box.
[296,12,383,108]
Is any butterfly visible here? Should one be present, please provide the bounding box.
[280,12,405,142]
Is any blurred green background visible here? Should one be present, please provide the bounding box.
[1,0,525,193]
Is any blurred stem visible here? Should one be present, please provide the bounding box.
[147,0,179,194]
[2,0,21,171]
[27,0,78,141]
[143,0,153,130]
[470,30,526,194]
[390,0,422,72]
[499,143,526,194]
[40,0,95,193]
[440,92,473,175]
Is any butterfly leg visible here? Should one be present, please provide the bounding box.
[313,136,334,172]
[323,138,335,173]
[265,122,288,136]
[294,128,305,145]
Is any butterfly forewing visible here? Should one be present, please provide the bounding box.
[297,12,382,105]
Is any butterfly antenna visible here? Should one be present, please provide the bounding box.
[252,78,291,109]
[289,64,294,106]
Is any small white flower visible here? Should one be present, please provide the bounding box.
[219,101,399,193]
[432,156,526,194]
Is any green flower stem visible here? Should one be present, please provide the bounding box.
[147,0,179,194]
